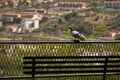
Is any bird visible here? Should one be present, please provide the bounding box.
[69,27,86,41]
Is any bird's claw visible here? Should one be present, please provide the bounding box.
[72,40,81,42]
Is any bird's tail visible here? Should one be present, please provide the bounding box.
[80,34,86,41]
[81,37,86,41]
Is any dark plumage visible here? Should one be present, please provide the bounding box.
[69,27,86,41]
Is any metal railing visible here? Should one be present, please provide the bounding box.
[0,40,120,80]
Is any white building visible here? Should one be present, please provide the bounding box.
[20,18,39,30]
[20,19,33,29]
[34,19,39,29]
[104,0,120,8]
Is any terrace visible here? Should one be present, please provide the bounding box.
[0,40,120,80]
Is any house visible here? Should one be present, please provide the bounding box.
[19,12,39,19]
[54,2,87,10]
[1,10,42,22]
[116,32,120,36]
[11,0,31,7]
[25,8,48,15]
[99,31,119,40]
[26,0,31,4]
[100,31,120,40]
[107,32,116,38]
[11,0,19,7]
[0,0,8,6]
[20,18,39,30]
[37,9,48,14]
[20,19,33,29]
[104,0,120,8]
[1,13,18,22]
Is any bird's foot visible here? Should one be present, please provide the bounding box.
[72,40,80,43]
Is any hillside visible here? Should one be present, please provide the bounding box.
[37,9,120,39]
[32,0,119,38]
[0,0,120,40]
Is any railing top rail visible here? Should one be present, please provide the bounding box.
[24,56,120,59]
[0,40,120,44]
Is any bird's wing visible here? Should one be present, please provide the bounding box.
[71,31,80,35]
[71,31,86,41]
[71,31,80,38]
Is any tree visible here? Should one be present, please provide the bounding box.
[0,27,5,31]
[41,17,48,22]
[58,18,63,24]
[64,12,77,21]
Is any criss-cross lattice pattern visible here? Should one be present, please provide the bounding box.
[0,41,120,80]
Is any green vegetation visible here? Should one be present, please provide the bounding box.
[0,0,120,40]
[94,25,108,37]
[22,36,31,40]
[0,27,5,31]
[108,13,120,30]
[64,12,77,21]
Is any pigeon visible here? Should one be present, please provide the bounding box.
[69,27,86,41]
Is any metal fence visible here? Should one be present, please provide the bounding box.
[0,40,120,80]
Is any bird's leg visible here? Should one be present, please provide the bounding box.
[74,38,79,42]
[73,38,80,42]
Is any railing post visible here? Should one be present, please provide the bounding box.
[32,58,35,80]
[103,57,108,80]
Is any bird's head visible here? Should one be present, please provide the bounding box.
[68,27,73,31]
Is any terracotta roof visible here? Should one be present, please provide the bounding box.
[2,13,18,16]
[58,2,87,4]
[19,12,38,14]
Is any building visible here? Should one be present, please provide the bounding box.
[19,12,39,19]
[104,0,120,8]
[0,0,8,6]
[54,2,87,10]
[11,0,19,7]
[26,0,31,4]
[11,0,31,7]
[1,10,42,22]
[20,19,33,29]
[1,13,18,22]
[107,32,116,38]
[33,19,39,29]
[25,8,48,15]
[20,18,39,30]
[19,9,45,20]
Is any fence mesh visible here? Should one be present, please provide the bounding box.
[0,41,120,80]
